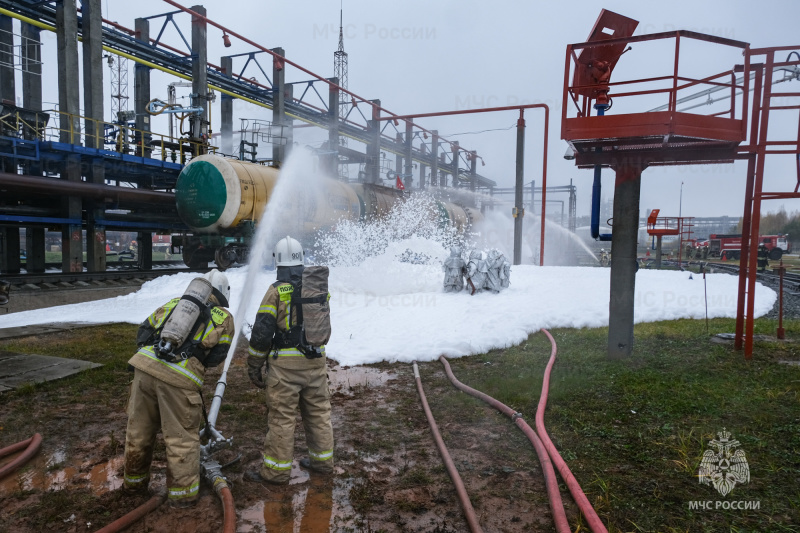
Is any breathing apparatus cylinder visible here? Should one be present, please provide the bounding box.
[157,277,213,359]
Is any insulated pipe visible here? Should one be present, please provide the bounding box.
[591,105,612,242]
[412,361,483,533]
[0,433,42,480]
[437,356,571,533]
[0,172,175,205]
[538,329,608,533]
[93,493,165,533]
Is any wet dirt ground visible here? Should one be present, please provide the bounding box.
[0,329,565,532]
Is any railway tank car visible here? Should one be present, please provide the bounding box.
[174,154,480,269]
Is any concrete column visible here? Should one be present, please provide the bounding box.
[220,56,233,155]
[395,133,403,184]
[365,99,381,184]
[56,0,81,144]
[21,23,42,141]
[81,0,103,149]
[655,235,663,268]
[449,141,459,188]
[607,164,643,359]
[81,0,105,272]
[430,130,438,187]
[57,1,83,273]
[513,117,525,265]
[0,15,15,103]
[22,23,45,269]
[327,77,339,178]
[190,5,208,154]
[137,231,152,270]
[0,229,21,274]
[271,47,285,165]
[134,18,152,158]
[26,228,45,273]
[404,122,413,190]
[469,151,477,192]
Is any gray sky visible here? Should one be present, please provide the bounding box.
[30,1,800,220]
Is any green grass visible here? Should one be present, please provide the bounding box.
[435,318,800,532]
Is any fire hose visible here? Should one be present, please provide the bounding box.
[537,329,607,533]
[0,433,42,480]
[412,361,484,533]
[437,356,571,533]
[93,493,165,533]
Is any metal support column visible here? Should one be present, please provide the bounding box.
[283,83,293,160]
[25,227,45,273]
[220,56,233,155]
[655,235,663,269]
[57,0,83,273]
[327,77,339,177]
[513,115,525,265]
[404,121,413,190]
[419,141,427,189]
[272,46,286,165]
[395,133,402,183]
[365,99,381,184]
[134,18,151,157]
[607,164,643,359]
[82,0,105,272]
[469,151,477,192]
[430,130,439,187]
[190,4,208,154]
[137,231,153,270]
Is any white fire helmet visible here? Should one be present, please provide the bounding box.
[274,236,304,266]
[204,268,231,302]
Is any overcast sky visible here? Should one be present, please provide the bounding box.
[26,0,800,221]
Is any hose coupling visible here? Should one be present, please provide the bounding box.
[511,412,523,421]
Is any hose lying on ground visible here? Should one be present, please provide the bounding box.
[219,485,236,533]
[93,493,165,533]
[412,361,484,533]
[538,329,608,533]
[438,356,571,533]
[0,433,42,480]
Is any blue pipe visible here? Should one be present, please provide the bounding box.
[591,104,612,241]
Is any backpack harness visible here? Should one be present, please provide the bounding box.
[271,280,326,359]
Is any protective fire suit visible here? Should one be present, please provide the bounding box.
[123,295,234,504]
[247,266,334,484]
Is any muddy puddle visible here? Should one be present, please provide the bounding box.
[328,364,395,396]
[0,448,128,496]
[238,477,355,533]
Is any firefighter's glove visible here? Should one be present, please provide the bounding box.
[247,355,267,389]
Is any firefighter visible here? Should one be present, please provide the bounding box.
[757,244,770,272]
[245,236,334,485]
[123,269,235,507]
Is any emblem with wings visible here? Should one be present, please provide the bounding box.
[698,428,750,496]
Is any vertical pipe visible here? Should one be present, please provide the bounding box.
[539,107,549,266]
[272,47,286,164]
[777,261,785,340]
[469,151,477,192]
[513,112,525,265]
[450,141,459,188]
[365,100,381,183]
[655,235,663,269]
[283,83,293,160]
[419,141,427,189]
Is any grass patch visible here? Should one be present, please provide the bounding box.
[436,317,800,532]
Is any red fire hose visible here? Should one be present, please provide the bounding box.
[538,329,608,533]
[412,361,484,533]
[219,485,236,533]
[93,493,165,533]
[0,433,42,480]
[438,356,571,533]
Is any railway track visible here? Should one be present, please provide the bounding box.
[1,266,209,290]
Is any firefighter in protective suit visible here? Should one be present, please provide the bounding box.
[123,270,235,507]
[245,236,334,485]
